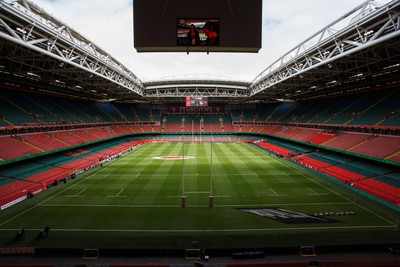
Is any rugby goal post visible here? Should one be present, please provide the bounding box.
[185,249,201,259]
[182,196,186,208]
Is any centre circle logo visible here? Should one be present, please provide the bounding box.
[153,156,195,160]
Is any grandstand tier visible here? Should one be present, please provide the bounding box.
[1,88,399,211]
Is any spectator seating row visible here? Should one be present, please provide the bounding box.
[0,179,43,209]
[2,87,399,163]
[0,136,43,160]
[236,125,400,163]
[305,132,336,145]
[230,87,400,126]
[254,141,399,206]
[348,135,400,159]
[293,154,399,205]
[376,172,400,187]
[52,131,84,146]
[356,179,400,205]
[293,155,366,183]
[22,133,66,151]
[161,123,226,133]
[256,141,295,157]
[0,126,147,161]
[322,133,367,150]
[0,89,158,125]
[2,124,398,165]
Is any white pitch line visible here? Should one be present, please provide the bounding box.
[268,188,287,196]
[269,188,278,196]
[308,187,318,194]
[39,204,180,208]
[116,189,124,197]
[185,191,211,194]
[0,204,37,227]
[77,189,86,195]
[65,189,86,197]
[40,163,113,205]
[102,173,297,177]
[107,189,127,198]
[0,225,395,234]
[1,166,111,226]
[307,187,328,196]
[37,201,354,209]
[217,202,351,208]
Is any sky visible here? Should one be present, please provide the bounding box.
[30,0,391,82]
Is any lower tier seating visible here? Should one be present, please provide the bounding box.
[0,139,147,208]
[255,142,399,206]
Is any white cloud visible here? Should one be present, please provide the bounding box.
[30,0,391,82]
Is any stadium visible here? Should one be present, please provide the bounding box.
[0,0,399,266]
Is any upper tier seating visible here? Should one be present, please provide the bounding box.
[22,133,67,151]
[135,108,152,121]
[51,131,85,146]
[239,126,253,133]
[0,87,398,164]
[305,132,337,145]
[323,133,368,150]
[163,124,182,133]
[0,91,38,125]
[0,136,43,160]
[221,123,234,132]
[231,109,243,121]
[349,135,400,159]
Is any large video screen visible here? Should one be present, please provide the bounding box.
[133,0,262,53]
[186,96,208,107]
[177,18,219,46]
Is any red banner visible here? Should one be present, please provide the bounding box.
[167,106,224,114]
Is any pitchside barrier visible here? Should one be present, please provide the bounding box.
[0,247,35,255]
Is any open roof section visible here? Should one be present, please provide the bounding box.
[0,0,145,102]
[0,0,399,104]
[248,0,400,103]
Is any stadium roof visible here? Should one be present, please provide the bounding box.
[0,0,400,104]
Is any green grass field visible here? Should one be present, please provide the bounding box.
[0,142,399,249]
